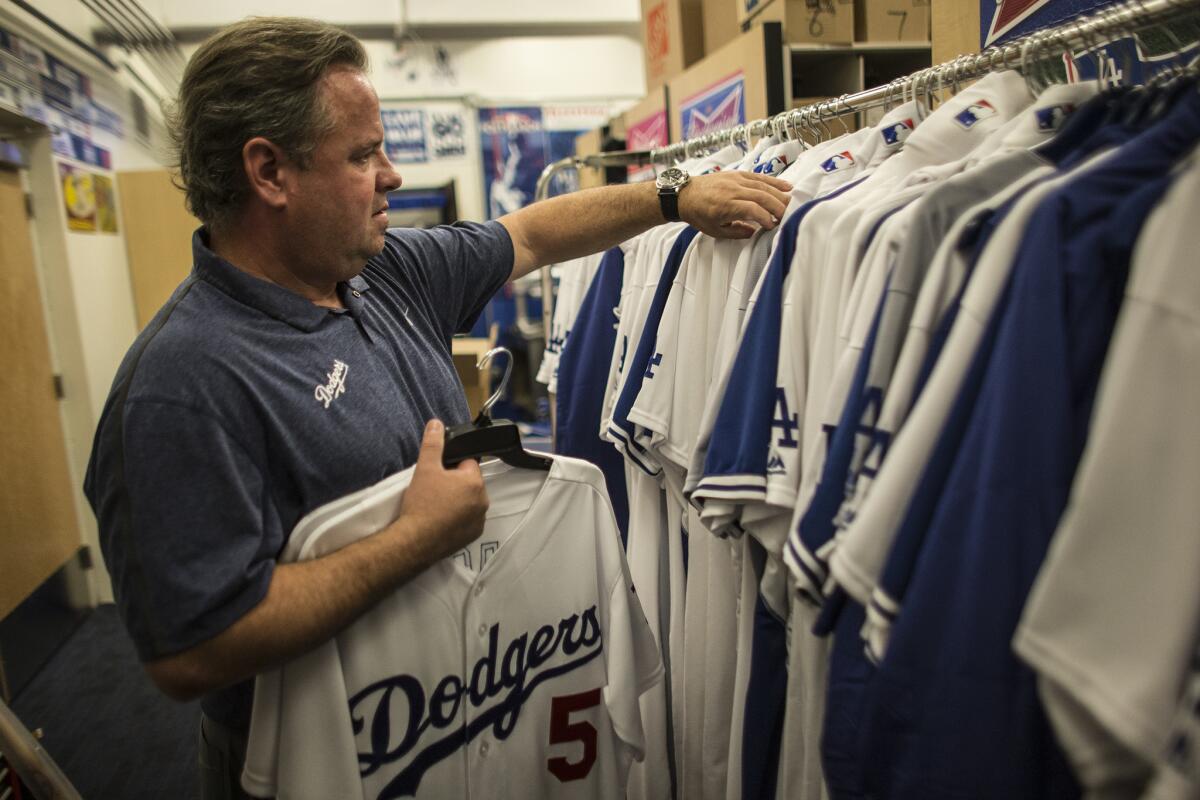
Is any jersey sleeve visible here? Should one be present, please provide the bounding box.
[87,399,278,661]
[375,221,514,340]
[603,557,666,762]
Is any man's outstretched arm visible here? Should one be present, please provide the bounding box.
[499,171,792,282]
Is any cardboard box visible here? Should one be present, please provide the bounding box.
[855,0,930,42]
[703,0,741,55]
[743,0,855,45]
[641,0,705,91]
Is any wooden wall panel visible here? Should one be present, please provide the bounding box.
[116,170,199,331]
[0,168,81,619]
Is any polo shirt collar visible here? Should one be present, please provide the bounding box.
[191,228,371,332]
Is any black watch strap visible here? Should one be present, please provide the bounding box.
[658,188,681,222]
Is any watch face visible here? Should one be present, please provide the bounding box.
[657,167,689,190]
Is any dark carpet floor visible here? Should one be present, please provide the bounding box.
[11,604,200,799]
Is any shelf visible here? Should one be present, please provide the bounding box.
[789,41,932,54]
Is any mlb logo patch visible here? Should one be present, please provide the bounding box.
[954,99,998,129]
[880,119,914,147]
[1035,103,1075,131]
[819,151,855,173]
[754,154,790,175]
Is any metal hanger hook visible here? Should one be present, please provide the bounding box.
[476,346,513,419]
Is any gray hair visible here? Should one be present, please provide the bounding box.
[167,17,368,230]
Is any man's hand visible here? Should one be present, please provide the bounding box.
[396,419,489,562]
[677,171,793,239]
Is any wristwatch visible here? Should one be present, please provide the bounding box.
[656,167,690,222]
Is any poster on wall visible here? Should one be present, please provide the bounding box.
[981,0,1200,81]
[477,105,610,219]
[381,108,427,163]
[679,72,745,141]
[94,174,118,233]
[430,111,466,159]
[59,163,96,232]
[478,107,545,219]
[626,110,668,183]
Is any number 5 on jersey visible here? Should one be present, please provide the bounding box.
[547,687,602,782]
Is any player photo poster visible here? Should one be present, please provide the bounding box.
[679,72,745,141]
[478,106,545,219]
[381,108,427,164]
[478,106,602,219]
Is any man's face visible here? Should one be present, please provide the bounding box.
[284,67,401,284]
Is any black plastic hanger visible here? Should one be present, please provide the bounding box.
[442,347,552,471]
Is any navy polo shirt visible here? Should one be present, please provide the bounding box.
[84,222,512,730]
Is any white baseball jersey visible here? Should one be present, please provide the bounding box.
[787,81,1096,599]
[242,456,662,800]
[1014,147,1200,800]
[824,160,1052,607]
[837,149,1117,660]
[537,252,605,393]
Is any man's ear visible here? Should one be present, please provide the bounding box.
[242,137,291,211]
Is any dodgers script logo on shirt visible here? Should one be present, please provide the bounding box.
[1035,103,1075,131]
[349,606,604,798]
[819,151,855,173]
[881,119,914,147]
[315,360,349,408]
[954,99,998,129]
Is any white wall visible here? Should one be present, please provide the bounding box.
[364,36,645,101]
[150,0,639,28]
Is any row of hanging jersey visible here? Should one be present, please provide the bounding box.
[239,453,665,800]
[540,67,1200,800]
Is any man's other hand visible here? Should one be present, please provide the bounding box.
[678,171,793,239]
[399,419,489,561]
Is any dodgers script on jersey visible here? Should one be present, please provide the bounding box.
[242,456,663,799]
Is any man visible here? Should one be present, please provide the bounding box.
[84,16,790,798]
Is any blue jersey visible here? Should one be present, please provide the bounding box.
[555,247,630,543]
[693,178,868,507]
[607,227,700,475]
[859,92,1200,800]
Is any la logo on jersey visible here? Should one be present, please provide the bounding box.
[820,151,855,173]
[880,118,914,147]
[1035,103,1075,131]
[349,605,603,798]
[315,360,349,408]
[954,99,998,129]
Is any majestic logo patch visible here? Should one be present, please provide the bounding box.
[350,607,604,798]
[880,119,914,147]
[315,359,349,408]
[954,100,998,129]
[766,448,786,475]
[1035,103,1075,131]
[819,151,855,173]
